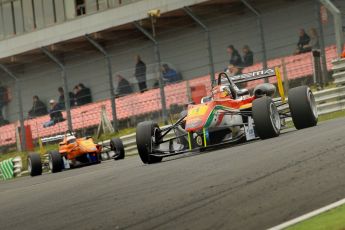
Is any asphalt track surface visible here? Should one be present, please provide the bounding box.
[1,118,345,230]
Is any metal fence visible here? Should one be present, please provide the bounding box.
[0,0,344,152]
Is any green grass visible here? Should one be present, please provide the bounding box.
[95,127,136,143]
[286,204,345,230]
[309,82,337,92]
[318,110,345,122]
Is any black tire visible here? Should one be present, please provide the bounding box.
[136,121,163,164]
[95,154,101,164]
[27,153,42,177]
[252,96,281,139]
[288,86,318,129]
[110,138,125,160]
[48,151,63,173]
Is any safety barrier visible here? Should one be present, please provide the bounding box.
[314,86,345,115]
[332,58,345,85]
[0,156,23,180]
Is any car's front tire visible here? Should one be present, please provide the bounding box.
[252,96,281,139]
[136,121,163,164]
[288,86,318,129]
[28,153,42,177]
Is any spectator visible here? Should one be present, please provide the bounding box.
[342,45,345,58]
[242,45,254,67]
[28,96,48,118]
[43,100,64,128]
[0,81,7,119]
[226,64,242,76]
[75,83,92,106]
[303,28,320,50]
[116,75,133,96]
[226,64,246,88]
[72,86,79,106]
[76,0,86,16]
[135,55,147,93]
[227,45,243,66]
[294,29,311,54]
[58,87,75,109]
[162,64,180,84]
[0,113,9,127]
[74,85,82,106]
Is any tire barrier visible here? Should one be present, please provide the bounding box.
[0,156,23,180]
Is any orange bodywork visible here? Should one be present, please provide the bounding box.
[185,85,255,132]
[58,136,102,160]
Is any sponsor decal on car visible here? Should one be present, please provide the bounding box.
[230,68,276,83]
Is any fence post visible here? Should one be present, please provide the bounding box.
[319,0,344,57]
[41,47,73,132]
[315,1,329,86]
[184,7,216,82]
[241,0,268,81]
[133,21,168,125]
[0,64,26,151]
[85,34,118,132]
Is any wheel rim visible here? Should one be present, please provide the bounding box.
[269,103,281,132]
[308,90,318,119]
[48,155,53,172]
[153,128,161,144]
[28,159,32,173]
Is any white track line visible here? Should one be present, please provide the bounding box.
[268,198,345,230]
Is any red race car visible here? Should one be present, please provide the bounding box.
[136,68,318,164]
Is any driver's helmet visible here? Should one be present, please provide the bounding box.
[66,133,76,144]
[212,85,232,99]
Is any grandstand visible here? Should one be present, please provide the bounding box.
[0,0,343,149]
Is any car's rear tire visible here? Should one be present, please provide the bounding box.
[252,96,281,139]
[110,138,125,160]
[288,86,318,129]
[48,151,63,173]
[27,153,42,177]
[136,121,163,164]
[94,153,101,164]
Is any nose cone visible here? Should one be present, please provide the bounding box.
[185,103,212,132]
[185,118,204,132]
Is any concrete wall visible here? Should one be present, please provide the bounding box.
[2,0,345,121]
[0,0,210,59]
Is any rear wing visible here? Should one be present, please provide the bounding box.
[230,68,277,84]
[220,67,286,102]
